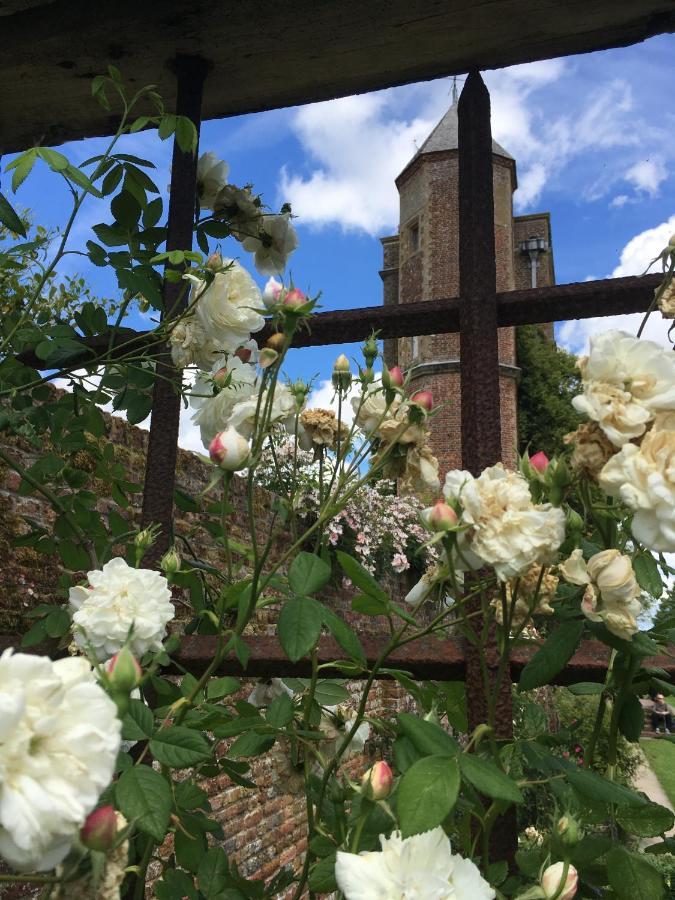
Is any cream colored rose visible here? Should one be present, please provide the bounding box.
[657,278,675,318]
[227,381,299,440]
[572,330,675,447]
[564,421,616,479]
[298,408,349,450]
[599,425,675,552]
[352,383,402,436]
[168,316,222,371]
[443,465,566,581]
[400,443,440,496]
[493,565,559,629]
[190,357,257,448]
[241,213,298,275]
[559,548,641,640]
[196,151,229,210]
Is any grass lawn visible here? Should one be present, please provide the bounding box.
[640,738,675,808]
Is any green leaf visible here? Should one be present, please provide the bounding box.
[198,847,229,899]
[155,869,199,900]
[568,769,645,807]
[336,551,389,602]
[352,593,388,616]
[518,620,584,691]
[606,846,664,899]
[278,597,324,662]
[8,148,37,192]
[44,608,70,638]
[458,754,523,804]
[0,191,27,236]
[122,699,154,741]
[116,766,172,840]
[57,539,90,570]
[444,682,468,733]
[397,712,459,757]
[617,802,675,838]
[313,680,351,706]
[175,823,208,874]
[228,730,276,758]
[266,693,295,728]
[175,116,198,153]
[618,693,644,742]
[397,755,460,837]
[308,854,338,893]
[321,608,366,666]
[158,114,177,140]
[21,619,47,647]
[37,147,69,172]
[566,682,604,695]
[288,551,331,596]
[634,552,663,598]
[149,727,212,768]
[207,676,240,700]
[125,392,153,425]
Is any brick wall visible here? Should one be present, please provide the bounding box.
[0,407,418,895]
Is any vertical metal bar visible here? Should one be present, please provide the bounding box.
[458,70,516,864]
[140,56,209,561]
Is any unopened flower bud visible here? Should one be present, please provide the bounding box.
[209,427,250,471]
[234,346,252,364]
[213,366,229,389]
[134,526,157,555]
[428,500,458,532]
[363,335,379,368]
[361,761,393,800]
[106,646,142,693]
[565,507,584,534]
[411,390,433,412]
[160,547,181,577]
[283,288,308,310]
[332,354,352,392]
[206,252,223,271]
[291,379,310,406]
[259,348,279,369]
[556,815,582,847]
[382,366,404,390]
[80,805,118,852]
[262,276,283,309]
[530,451,550,473]
[266,332,286,353]
[541,862,578,900]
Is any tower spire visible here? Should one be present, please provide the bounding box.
[451,76,458,106]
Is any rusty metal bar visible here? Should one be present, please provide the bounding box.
[140,56,209,559]
[17,274,660,371]
[3,632,672,683]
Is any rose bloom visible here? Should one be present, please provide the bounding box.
[196,151,229,209]
[335,827,495,900]
[69,557,174,661]
[298,408,349,450]
[658,278,675,318]
[401,444,440,496]
[191,356,257,448]
[559,548,641,640]
[0,650,120,872]
[572,330,675,446]
[185,260,265,355]
[599,420,675,552]
[541,862,578,900]
[564,421,616,479]
[352,383,402,436]
[168,316,220,371]
[443,465,565,581]
[241,213,299,275]
[227,381,299,440]
[492,564,559,629]
[214,182,260,230]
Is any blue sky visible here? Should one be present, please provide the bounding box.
[3,34,674,450]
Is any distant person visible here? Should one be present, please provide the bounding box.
[651,694,673,734]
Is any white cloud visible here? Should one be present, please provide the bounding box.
[557,214,675,355]
[625,158,668,197]
[610,194,631,208]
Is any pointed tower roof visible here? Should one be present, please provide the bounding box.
[396,95,514,186]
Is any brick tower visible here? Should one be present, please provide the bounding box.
[380,90,555,475]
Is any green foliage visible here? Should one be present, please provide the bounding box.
[516,324,582,456]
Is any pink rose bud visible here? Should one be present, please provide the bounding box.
[541,862,578,900]
[209,427,250,471]
[213,367,229,389]
[266,332,286,352]
[80,805,118,852]
[411,390,433,411]
[259,348,279,369]
[206,252,223,271]
[262,276,283,308]
[530,450,550,473]
[429,500,458,532]
[234,346,252,364]
[106,647,142,693]
[361,761,393,800]
[383,366,404,389]
[283,287,308,309]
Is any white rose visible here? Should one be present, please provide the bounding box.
[262,276,284,309]
[214,183,260,230]
[69,557,174,661]
[184,261,265,357]
[196,151,229,210]
[401,444,440,496]
[572,330,675,446]
[168,316,223,372]
[227,381,299,440]
[541,862,578,900]
[335,828,495,900]
[599,425,675,552]
[352,383,402,436]
[657,279,675,318]
[0,649,120,872]
[247,678,294,708]
[209,426,251,471]
[190,356,257,448]
[443,465,565,581]
[242,213,299,275]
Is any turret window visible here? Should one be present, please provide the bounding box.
[408,221,420,253]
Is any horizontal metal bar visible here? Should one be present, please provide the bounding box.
[3,633,673,685]
[17,274,660,372]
